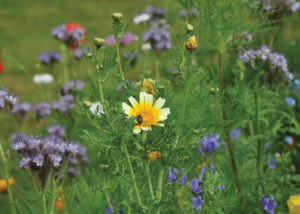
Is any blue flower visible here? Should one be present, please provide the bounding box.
[268,158,276,170]
[285,97,296,107]
[284,136,293,145]
[230,128,241,140]
[261,195,276,214]
[192,196,204,210]
[218,185,225,191]
[198,134,220,155]
[168,168,187,185]
[293,79,300,86]
[191,179,201,193]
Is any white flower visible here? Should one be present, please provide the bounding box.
[142,43,151,51]
[89,102,104,117]
[33,73,54,84]
[133,13,150,25]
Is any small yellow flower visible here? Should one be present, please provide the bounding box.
[0,178,15,193]
[185,35,197,51]
[122,92,170,134]
[148,151,161,162]
[137,78,157,95]
[287,194,300,214]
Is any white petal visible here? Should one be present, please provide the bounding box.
[139,92,147,103]
[133,127,142,134]
[129,96,138,107]
[141,127,150,131]
[158,116,168,121]
[146,93,153,105]
[160,108,170,117]
[122,102,131,116]
[156,123,165,127]
[154,98,165,109]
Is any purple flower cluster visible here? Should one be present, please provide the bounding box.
[52,23,86,48]
[259,0,300,13]
[61,79,85,95]
[0,87,17,110]
[239,45,294,83]
[227,31,254,43]
[34,102,51,118]
[144,5,166,24]
[179,8,200,19]
[143,25,171,51]
[168,168,187,185]
[261,194,276,214]
[74,46,91,60]
[198,134,220,155]
[11,102,32,117]
[52,94,75,113]
[39,51,61,66]
[11,125,89,187]
[268,158,276,170]
[105,32,136,46]
[230,128,241,140]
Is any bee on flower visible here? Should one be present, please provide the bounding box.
[185,35,197,51]
[136,78,157,95]
[148,150,161,162]
[122,92,170,134]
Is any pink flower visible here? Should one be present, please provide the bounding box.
[105,32,136,46]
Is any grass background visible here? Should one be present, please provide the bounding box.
[1,0,300,213]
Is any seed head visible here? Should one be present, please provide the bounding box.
[93,37,106,48]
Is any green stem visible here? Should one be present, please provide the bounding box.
[116,35,127,89]
[49,179,56,214]
[104,187,115,214]
[173,52,192,149]
[61,44,69,83]
[254,91,265,187]
[0,143,17,214]
[155,168,164,204]
[121,142,143,207]
[269,30,275,49]
[98,75,111,121]
[41,192,48,214]
[218,53,245,213]
[155,55,160,80]
[144,160,155,200]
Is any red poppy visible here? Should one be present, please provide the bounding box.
[65,23,86,49]
[0,60,3,74]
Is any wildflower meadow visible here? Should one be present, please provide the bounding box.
[1,0,300,213]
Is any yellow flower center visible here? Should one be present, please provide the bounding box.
[130,102,160,128]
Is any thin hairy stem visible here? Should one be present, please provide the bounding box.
[218,53,245,213]
[104,187,115,214]
[121,142,144,207]
[0,143,17,214]
[49,179,56,214]
[116,35,127,89]
[155,168,164,204]
[144,160,155,200]
[41,192,48,214]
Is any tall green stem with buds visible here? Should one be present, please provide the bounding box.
[0,143,17,214]
[112,12,127,90]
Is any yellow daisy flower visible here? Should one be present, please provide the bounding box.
[287,194,300,214]
[122,92,170,134]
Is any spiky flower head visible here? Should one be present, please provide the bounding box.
[122,92,170,134]
[185,35,198,51]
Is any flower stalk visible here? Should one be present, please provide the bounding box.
[155,168,164,204]
[0,143,16,214]
[49,179,56,214]
[218,53,245,212]
[121,141,144,207]
[41,191,48,214]
[144,160,155,201]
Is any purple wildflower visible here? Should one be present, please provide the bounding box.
[191,179,201,193]
[61,79,85,95]
[143,25,171,51]
[0,88,17,110]
[261,194,276,214]
[47,124,66,138]
[168,168,179,184]
[39,51,61,66]
[285,97,296,107]
[268,158,276,170]
[179,8,200,19]
[230,128,241,140]
[68,167,80,178]
[34,102,51,118]
[11,102,31,117]
[198,134,220,155]
[191,196,204,210]
[105,33,136,46]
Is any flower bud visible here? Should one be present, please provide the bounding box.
[93,37,106,48]
[112,13,123,22]
[87,52,92,57]
[83,100,92,108]
[186,24,194,32]
[185,35,198,51]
